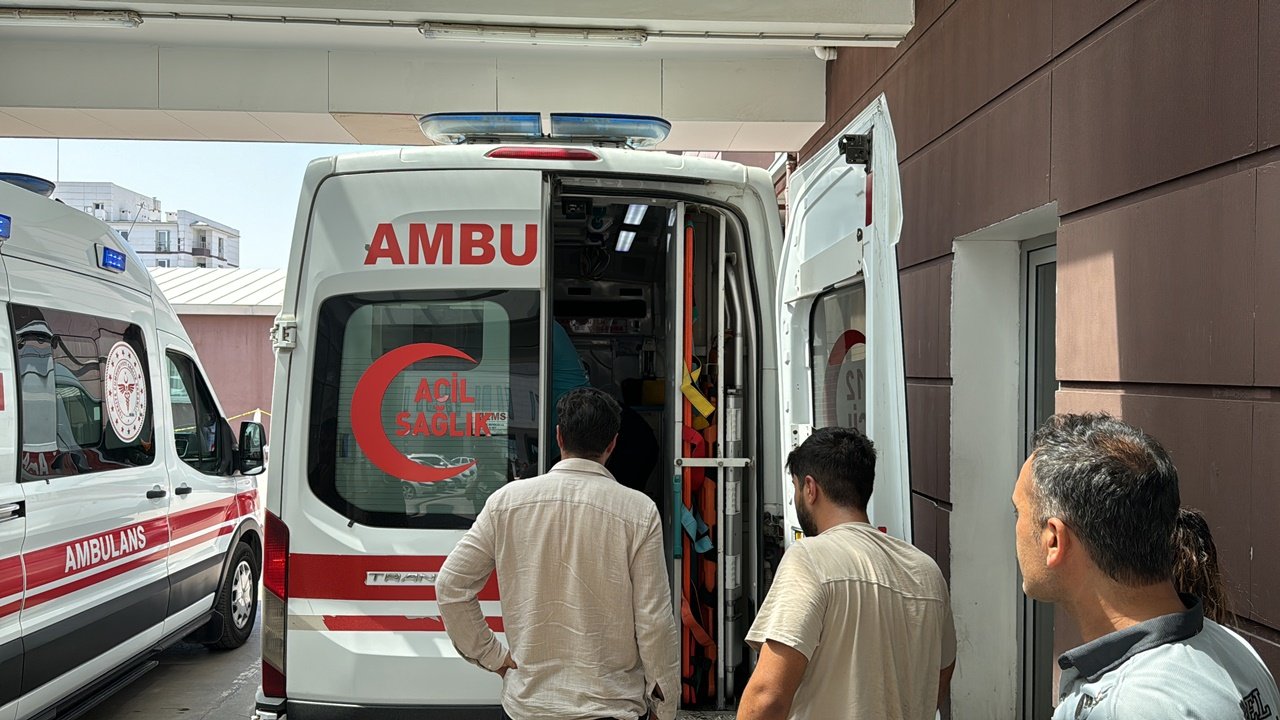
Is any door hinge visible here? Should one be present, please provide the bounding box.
[271,315,298,351]
[839,133,872,167]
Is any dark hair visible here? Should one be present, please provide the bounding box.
[556,387,621,458]
[785,427,877,510]
[1173,507,1232,625]
[1031,412,1180,586]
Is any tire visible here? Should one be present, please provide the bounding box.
[207,542,259,650]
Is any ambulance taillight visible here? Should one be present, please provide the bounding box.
[262,511,289,698]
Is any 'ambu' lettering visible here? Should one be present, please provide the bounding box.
[364,223,538,266]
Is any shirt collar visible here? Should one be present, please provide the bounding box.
[550,457,616,480]
[1057,594,1204,682]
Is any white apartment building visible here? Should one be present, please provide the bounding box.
[52,182,241,268]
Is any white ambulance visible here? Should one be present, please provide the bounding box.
[0,174,266,720]
[257,97,910,718]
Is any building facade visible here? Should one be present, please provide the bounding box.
[149,268,283,440]
[802,0,1278,716]
[52,182,241,268]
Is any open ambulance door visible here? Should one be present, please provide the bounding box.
[775,94,911,544]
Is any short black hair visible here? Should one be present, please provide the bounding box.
[786,427,877,510]
[556,387,621,457]
[1031,412,1180,586]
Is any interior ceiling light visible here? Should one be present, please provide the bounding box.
[0,8,143,28]
[420,21,646,48]
[616,230,636,253]
[624,204,649,226]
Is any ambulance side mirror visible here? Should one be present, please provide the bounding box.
[239,421,266,476]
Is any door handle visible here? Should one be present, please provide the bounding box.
[146,486,167,500]
[0,502,22,523]
[175,484,193,496]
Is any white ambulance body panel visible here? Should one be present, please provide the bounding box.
[0,178,265,720]
[261,103,908,718]
[777,95,912,543]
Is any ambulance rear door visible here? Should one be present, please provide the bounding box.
[775,94,912,544]
[277,165,544,710]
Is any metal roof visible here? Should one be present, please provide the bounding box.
[149,267,285,316]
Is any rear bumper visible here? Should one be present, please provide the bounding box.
[254,695,503,720]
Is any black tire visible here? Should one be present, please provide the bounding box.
[207,542,259,650]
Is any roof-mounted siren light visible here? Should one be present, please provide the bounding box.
[0,173,56,197]
[418,113,543,145]
[549,113,671,149]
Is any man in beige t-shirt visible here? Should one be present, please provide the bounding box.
[740,427,956,720]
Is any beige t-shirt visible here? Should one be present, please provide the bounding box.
[746,522,956,720]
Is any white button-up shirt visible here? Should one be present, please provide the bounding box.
[437,458,679,720]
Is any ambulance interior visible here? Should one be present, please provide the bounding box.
[547,185,774,708]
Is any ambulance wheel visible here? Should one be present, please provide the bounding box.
[208,542,259,650]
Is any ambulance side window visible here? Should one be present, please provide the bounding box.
[167,352,226,475]
[308,289,540,530]
[12,304,156,480]
[810,285,868,433]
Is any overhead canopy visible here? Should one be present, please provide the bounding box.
[0,0,913,150]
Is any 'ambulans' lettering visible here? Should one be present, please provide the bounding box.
[64,524,148,573]
[363,223,538,267]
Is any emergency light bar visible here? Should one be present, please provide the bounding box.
[419,112,671,150]
[418,113,542,145]
[550,114,671,150]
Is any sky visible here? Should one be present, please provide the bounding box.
[0,138,394,269]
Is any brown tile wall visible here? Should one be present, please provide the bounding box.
[805,0,1279,669]
[177,314,276,439]
[1056,169,1257,386]
[1050,0,1259,215]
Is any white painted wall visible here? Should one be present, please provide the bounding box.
[948,240,1023,719]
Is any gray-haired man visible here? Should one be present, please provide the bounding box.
[1013,413,1278,719]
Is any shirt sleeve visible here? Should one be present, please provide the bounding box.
[437,502,508,672]
[941,585,957,668]
[632,506,680,720]
[745,543,827,660]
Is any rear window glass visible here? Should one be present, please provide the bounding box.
[309,290,540,529]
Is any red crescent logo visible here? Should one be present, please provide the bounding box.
[350,343,479,484]
[825,329,867,413]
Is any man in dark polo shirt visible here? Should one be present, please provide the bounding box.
[1012,413,1278,719]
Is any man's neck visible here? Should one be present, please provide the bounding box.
[813,507,871,535]
[1064,580,1188,644]
[559,452,607,465]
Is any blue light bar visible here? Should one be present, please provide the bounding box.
[549,113,671,149]
[418,113,542,145]
[97,244,127,273]
[0,214,10,240]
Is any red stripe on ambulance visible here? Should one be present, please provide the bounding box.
[289,554,500,602]
[320,615,505,633]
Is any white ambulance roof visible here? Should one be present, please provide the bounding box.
[0,179,156,298]
[326,144,765,188]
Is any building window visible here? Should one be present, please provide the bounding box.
[218,237,224,257]
[155,260,170,268]
[13,304,156,480]
[156,230,171,253]
[120,230,129,240]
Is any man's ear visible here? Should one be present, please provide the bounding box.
[803,475,820,505]
[1043,517,1069,569]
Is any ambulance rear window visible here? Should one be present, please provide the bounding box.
[308,289,540,529]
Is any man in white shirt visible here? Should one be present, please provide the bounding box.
[739,427,956,720]
[437,387,679,720]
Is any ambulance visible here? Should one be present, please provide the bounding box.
[257,96,910,718]
[0,174,266,720]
